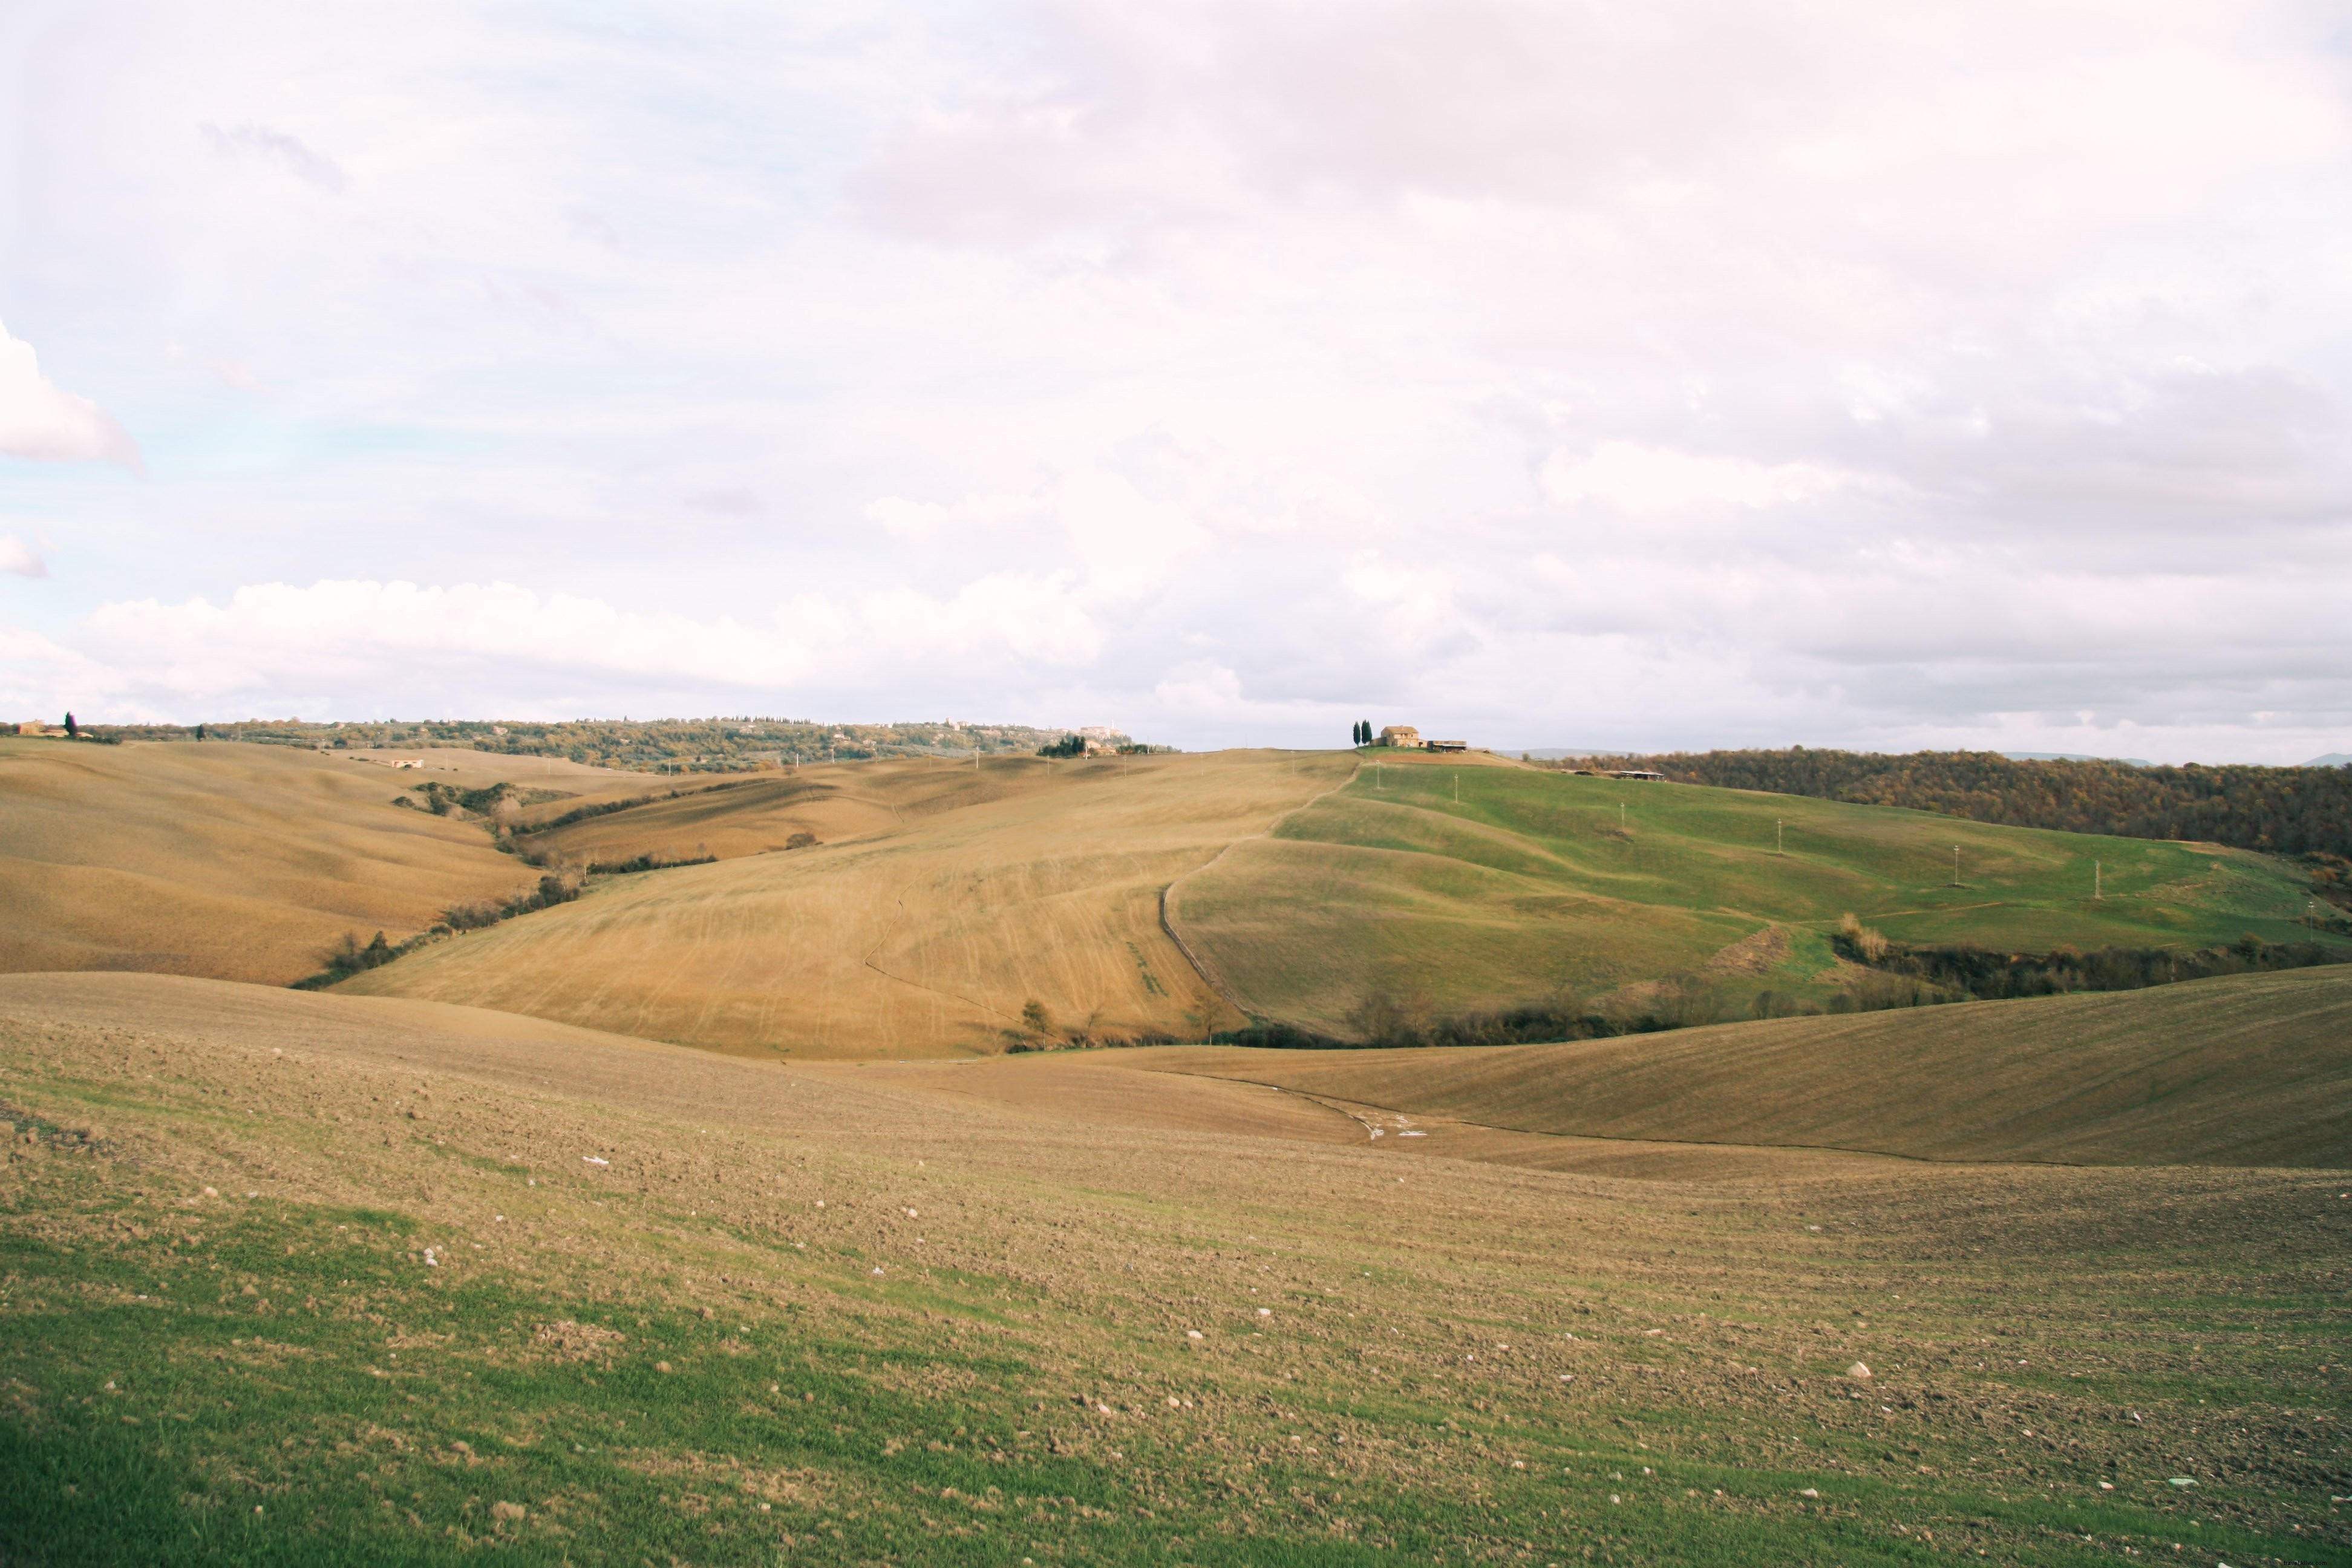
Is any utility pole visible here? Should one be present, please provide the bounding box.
[1775,820,1783,855]
[1953,846,1961,887]
[2094,860,2102,900]
[1619,802,1626,831]
[1454,774,1459,804]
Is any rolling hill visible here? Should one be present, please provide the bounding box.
[1172,751,2332,1036]
[7,739,2334,1055]
[1116,964,2352,1168]
[340,751,1351,1056]
[0,739,564,985]
[1,969,2345,1564]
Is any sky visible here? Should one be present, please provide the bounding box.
[2,0,2350,760]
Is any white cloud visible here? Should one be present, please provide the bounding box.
[0,536,47,578]
[5,0,2352,760]
[0,323,141,470]
[200,122,346,193]
[67,572,1107,710]
[1540,442,1855,514]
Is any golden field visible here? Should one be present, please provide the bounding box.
[0,740,551,985]
[342,750,1352,1057]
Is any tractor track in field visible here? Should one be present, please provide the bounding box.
[1160,761,1361,1024]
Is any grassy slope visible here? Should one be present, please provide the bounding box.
[344,752,1350,1058]
[1174,753,2331,1034]
[1,973,2344,1566]
[0,741,546,985]
[1122,965,2352,1168]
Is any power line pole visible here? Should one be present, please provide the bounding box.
[1952,846,1961,887]
[1775,820,1783,855]
[2094,860,2102,900]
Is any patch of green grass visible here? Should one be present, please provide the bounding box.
[1181,760,2337,1032]
[6,1151,2338,1567]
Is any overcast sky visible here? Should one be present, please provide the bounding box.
[3,1,2349,759]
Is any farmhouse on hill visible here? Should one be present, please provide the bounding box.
[1374,725,1470,752]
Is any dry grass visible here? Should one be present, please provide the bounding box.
[342,751,1350,1059]
[1109,965,2352,1168]
[0,740,544,984]
[0,972,2344,1564]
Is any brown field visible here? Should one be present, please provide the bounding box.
[1093,965,2352,1169]
[1,970,2344,1564]
[342,751,1353,1057]
[0,740,549,985]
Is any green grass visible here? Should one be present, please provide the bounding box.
[1177,757,2337,1034]
[10,1157,2334,1567]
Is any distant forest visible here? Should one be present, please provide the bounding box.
[85,717,1133,773]
[1543,748,2352,866]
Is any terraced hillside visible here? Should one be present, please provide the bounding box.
[343,751,1351,1057]
[1173,751,2332,1036]
[0,739,554,985]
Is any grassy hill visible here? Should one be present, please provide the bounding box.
[1172,751,2334,1037]
[342,751,1351,1057]
[1120,965,2352,1168]
[0,739,558,985]
[2,971,2345,1565]
[7,739,2334,1056]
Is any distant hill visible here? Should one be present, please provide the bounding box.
[1535,746,2352,858]
[2307,753,2352,768]
[341,750,1341,1057]
[18,739,2341,1058]
[1173,752,2338,1041]
[83,717,1138,774]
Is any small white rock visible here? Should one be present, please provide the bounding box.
[1846,1362,1871,1379]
